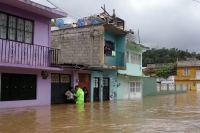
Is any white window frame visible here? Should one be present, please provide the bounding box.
[0,12,33,44]
[183,68,190,76]
[130,52,141,65]
[196,69,200,79]
[130,81,141,93]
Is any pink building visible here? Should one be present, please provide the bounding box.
[0,0,69,108]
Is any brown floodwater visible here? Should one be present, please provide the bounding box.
[0,92,200,133]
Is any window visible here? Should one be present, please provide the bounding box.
[130,81,140,92]
[0,12,33,44]
[196,69,200,79]
[130,52,141,65]
[183,69,190,76]
[104,40,114,56]
[126,51,129,63]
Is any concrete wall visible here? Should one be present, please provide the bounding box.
[142,77,187,97]
[117,74,141,99]
[51,25,104,66]
[142,77,157,97]
[0,67,92,108]
[0,3,51,47]
[175,67,199,91]
[118,43,142,76]
[0,67,51,108]
[104,33,126,67]
[90,70,117,102]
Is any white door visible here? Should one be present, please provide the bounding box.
[130,82,141,98]
[124,80,128,99]
[197,83,200,91]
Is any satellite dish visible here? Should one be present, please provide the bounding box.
[56,18,64,28]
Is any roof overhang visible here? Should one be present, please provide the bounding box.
[127,41,149,50]
[104,24,128,35]
[0,0,67,18]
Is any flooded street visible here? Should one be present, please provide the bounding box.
[1,92,200,133]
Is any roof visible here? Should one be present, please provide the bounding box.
[0,0,67,18]
[126,33,149,50]
[104,24,128,35]
[177,60,200,67]
[52,23,128,35]
[127,41,149,50]
[147,63,173,68]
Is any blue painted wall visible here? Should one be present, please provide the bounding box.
[90,70,118,102]
[90,71,103,102]
[104,32,126,67]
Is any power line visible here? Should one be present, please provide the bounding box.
[193,0,200,3]
[47,0,79,21]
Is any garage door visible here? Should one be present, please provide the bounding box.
[1,73,36,101]
[51,74,70,104]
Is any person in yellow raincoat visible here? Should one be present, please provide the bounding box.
[74,85,84,104]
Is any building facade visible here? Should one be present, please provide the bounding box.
[0,0,67,108]
[175,58,200,91]
[51,24,127,102]
[117,34,149,99]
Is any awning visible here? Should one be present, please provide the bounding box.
[0,0,67,18]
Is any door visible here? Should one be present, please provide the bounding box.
[1,74,10,101]
[124,80,128,99]
[1,73,36,101]
[197,83,200,91]
[103,78,109,100]
[78,73,90,102]
[51,74,70,104]
[130,81,141,98]
[93,77,100,101]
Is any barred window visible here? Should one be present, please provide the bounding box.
[0,12,33,44]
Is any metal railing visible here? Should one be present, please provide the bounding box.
[157,83,188,92]
[0,39,60,67]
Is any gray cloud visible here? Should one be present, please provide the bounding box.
[32,0,200,53]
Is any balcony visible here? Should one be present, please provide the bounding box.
[104,51,125,69]
[0,39,60,68]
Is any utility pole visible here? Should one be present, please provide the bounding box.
[138,29,140,43]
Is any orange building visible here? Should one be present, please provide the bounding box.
[175,58,200,91]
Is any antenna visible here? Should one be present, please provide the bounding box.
[56,18,64,28]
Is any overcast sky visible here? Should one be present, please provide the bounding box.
[32,0,200,53]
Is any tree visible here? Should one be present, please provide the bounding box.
[156,62,177,79]
[142,48,194,67]
[51,21,56,26]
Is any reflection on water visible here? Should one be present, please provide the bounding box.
[1,92,200,132]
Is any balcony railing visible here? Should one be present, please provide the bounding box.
[0,39,60,67]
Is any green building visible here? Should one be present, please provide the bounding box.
[117,34,149,99]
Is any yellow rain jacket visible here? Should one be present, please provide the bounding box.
[74,88,84,104]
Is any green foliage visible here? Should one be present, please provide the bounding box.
[142,48,194,67]
[156,62,177,79]
[51,21,56,26]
